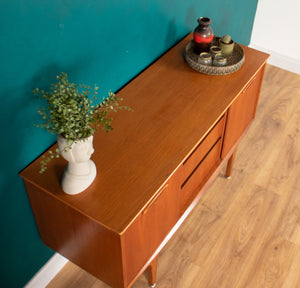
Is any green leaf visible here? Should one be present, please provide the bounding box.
[34,72,133,172]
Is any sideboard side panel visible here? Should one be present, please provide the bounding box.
[24,181,125,288]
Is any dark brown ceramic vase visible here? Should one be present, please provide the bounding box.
[193,17,214,54]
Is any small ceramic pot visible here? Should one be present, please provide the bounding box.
[198,52,212,65]
[213,54,227,66]
[219,38,234,56]
[210,46,222,58]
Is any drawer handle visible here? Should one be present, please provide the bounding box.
[243,76,256,93]
[143,184,168,214]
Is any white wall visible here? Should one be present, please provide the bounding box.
[250,0,300,74]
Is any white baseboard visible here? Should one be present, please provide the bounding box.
[25,253,68,288]
[249,43,300,75]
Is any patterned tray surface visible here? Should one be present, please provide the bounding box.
[184,37,245,75]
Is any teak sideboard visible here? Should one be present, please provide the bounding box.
[20,34,269,288]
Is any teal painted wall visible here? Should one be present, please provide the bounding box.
[0,0,258,286]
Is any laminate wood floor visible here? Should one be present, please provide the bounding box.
[47,65,300,288]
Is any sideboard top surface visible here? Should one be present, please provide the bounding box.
[20,34,269,234]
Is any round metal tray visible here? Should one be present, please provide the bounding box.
[184,37,245,75]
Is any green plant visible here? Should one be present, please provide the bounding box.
[34,72,132,173]
[221,35,232,44]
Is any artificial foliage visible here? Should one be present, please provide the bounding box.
[34,72,132,172]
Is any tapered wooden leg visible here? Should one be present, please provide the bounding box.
[225,149,237,179]
[147,257,158,287]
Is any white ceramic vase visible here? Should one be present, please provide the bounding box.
[57,134,97,195]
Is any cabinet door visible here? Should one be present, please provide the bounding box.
[221,66,265,158]
[122,179,179,286]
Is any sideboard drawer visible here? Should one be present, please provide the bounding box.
[181,116,224,182]
[179,136,222,212]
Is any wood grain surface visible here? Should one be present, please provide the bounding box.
[47,65,300,288]
[20,33,268,234]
